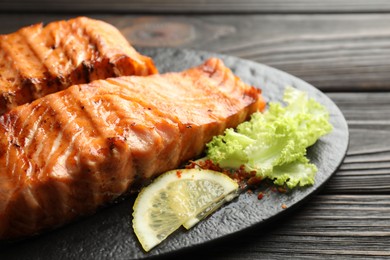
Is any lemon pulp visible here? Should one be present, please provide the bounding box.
[132,168,238,252]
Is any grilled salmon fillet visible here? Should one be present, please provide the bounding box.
[0,17,157,114]
[0,58,265,240]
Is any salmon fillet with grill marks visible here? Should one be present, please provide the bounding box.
[0,58,265,240]
[0,16,157,114]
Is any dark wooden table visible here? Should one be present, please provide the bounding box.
[1,1,390,259]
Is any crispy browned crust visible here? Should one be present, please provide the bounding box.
[0,17,157,114]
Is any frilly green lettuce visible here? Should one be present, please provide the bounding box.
[206,86,332,188]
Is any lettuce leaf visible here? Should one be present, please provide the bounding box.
[206,86,332,188]
[270,157,317,188]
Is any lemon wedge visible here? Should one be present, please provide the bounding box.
[182,190,239,230]
[132,168,238,252]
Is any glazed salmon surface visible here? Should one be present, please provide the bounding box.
[0,58,265,239]
[0,17,157,114]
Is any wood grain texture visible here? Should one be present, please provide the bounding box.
[2,0,390,13]
[1,12,390,259]
[118,15,390,91]
[2,14,390,91]
[323,93,390,194]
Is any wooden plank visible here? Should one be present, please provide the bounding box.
[2,14,390,91]
[170,195,390,259]
[0,13,388,260]
[3,0,390,13]
[121,14,390,91]
[327,92,390,153]
[322,93,390,194]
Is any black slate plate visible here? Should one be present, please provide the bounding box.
[0,48,349,260]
